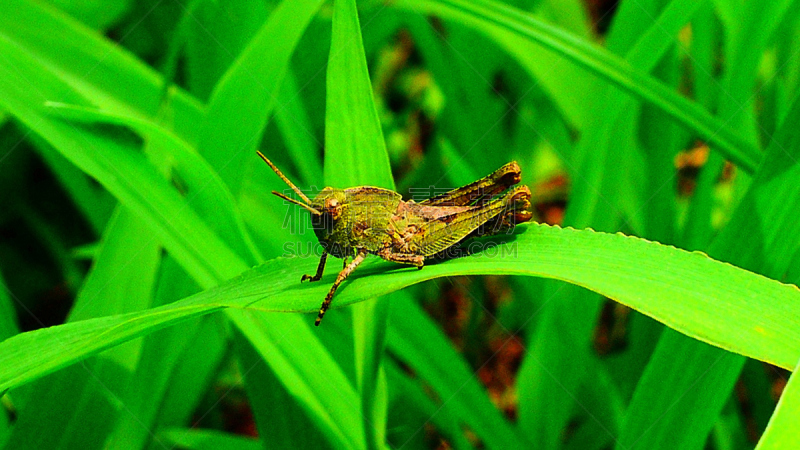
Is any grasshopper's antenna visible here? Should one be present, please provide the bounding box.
[257,151,313,205]
[271,190,321,215]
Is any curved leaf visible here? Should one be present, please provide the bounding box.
[2,224,799,395]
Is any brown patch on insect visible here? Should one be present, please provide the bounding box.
[403,224,420,239]
[439,214,457,224]
[353,221,370,237]
[395,224,422,253]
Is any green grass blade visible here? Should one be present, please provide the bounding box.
[518,0,700,444]
[198,0,324,194]
[183,0,269,101]
[0,69,237,287]
[392,0,760,172]
[160,428,262,450]
[274,69,323,185]
[233,328,330,450]
[0,268,15,448]
[0,268,18,343]
[103,320,202,450]
[754,359,800,450]
[44,102,263,265]
[152,309,227,430]
[228,310,365,449]
[615,332,746,450]
[387,292,524,448]
[384,360,472,449]
[0,0,203,136]
[0,14,368,446]
[325,0,395,447]
[4,207,160,450]
[33,143,114,235]
[616,88,800,450]
[323,3,394,189]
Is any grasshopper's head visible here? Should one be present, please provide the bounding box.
[257,152,351,254]
[309,187,347,222]
[309,188,351,255]
[311,187,353,258]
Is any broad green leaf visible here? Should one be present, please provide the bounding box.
[2,224,800,393]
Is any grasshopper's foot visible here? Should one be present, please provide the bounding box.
[301,274,322,283]
[507,186,533,224]
[302,252,328,283]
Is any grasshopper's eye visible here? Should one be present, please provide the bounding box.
[325,198,342,220]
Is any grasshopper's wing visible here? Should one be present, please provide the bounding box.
[420,161,522,206]
[412,189,522,256]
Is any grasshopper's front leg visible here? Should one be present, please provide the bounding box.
[302,251,328,282]
[316,249,368,326]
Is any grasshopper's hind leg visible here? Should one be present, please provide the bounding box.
[377,249,424,269]
[302,251,328,282]
[316,249,368,326]
[472,186,532,239]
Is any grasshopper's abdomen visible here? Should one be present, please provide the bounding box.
[402,185,532,257]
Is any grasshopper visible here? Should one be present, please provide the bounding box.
[257,151,532,325]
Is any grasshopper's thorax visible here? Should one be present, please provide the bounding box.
[309,186,402,258]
